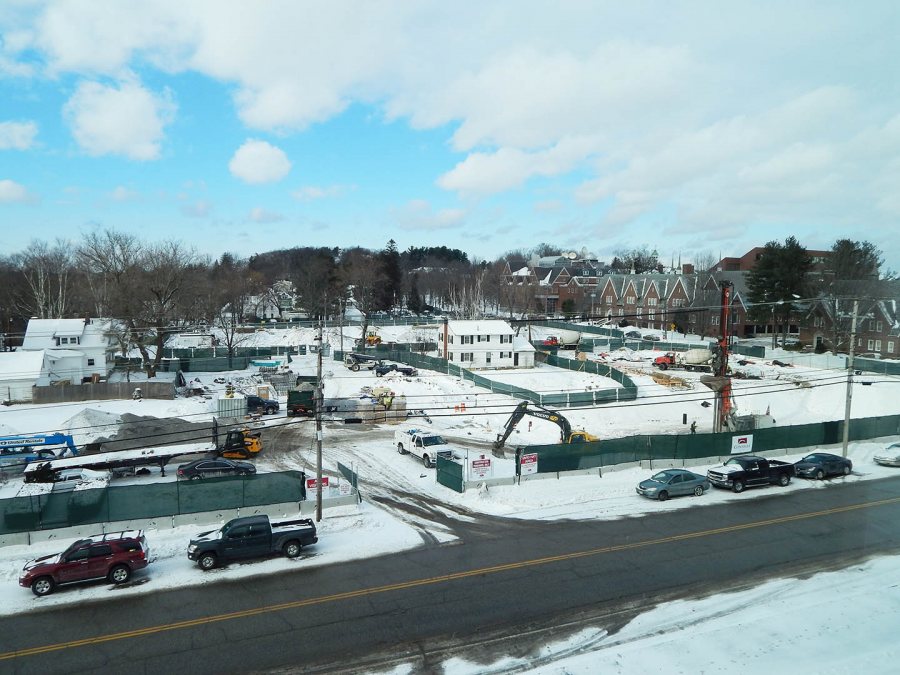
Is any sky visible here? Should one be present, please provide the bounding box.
[1,1,899,270]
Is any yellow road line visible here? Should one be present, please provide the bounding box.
[4,494,900,661]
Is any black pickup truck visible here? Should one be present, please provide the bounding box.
[188,515,317,569]
[706,455,794,493]
[375,363,418,377]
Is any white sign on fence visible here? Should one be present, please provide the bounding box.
[730,434,754,454]
[469,457,493,479]
[520,453,538,475]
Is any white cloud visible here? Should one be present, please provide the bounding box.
[63,79,176,160]
[109,186,138,202]
[249,207,283,223]
[291,184,346,201]
[0,179,35,203]
[228,139,291,184]
[390,200,466,231]
[181,199,211,218]
[0,121,38,150]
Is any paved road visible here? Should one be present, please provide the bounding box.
[3,477,900,674]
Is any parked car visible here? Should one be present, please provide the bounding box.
[641,334,661,342]
[874,442,900,467]
[636,469,710,501]
[176,458,256,480]
[52,467,111,491]
[707,455,794,492]
[246,395,279,415]
[19,531,149,597]
[793,453,852,479]
[188,515,318,569]
[375,363,418,377]
[624,331,642,339]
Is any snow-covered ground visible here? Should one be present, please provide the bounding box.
[2,325,899,672]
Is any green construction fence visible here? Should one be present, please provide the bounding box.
[514,415,900,474]
[1,470,307,535]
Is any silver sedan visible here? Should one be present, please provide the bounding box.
[874,442,900,467]
[636,469,710,501]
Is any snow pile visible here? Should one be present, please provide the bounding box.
[63,408,123,445]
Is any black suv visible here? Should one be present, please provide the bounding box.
[375,363,418,377]
[246,395,279,414]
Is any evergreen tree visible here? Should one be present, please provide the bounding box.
[377,239,402,310]
[746,237,811,342]
[407,273,424,314]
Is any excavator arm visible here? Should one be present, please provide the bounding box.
[493,401,574,450]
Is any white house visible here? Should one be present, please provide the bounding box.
[435,320,535,369]
[0,350,46,403]
[21,318,115,383]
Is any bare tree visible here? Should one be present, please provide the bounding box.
[339,248,385,348]
[14,239,74,319]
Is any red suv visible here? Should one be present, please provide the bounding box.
[19,531,150,597]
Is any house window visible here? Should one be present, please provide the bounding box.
[461,335,473,345]
[448,352,454,360]
[626,295,636,304]
[500,351,512,359]
[449,335,454,344]
[671,298,684,308]
[888,341,895,354]
[814,316,823,328]
[867,339,874,350]
[636,308,642,318]
[486,352,492,364]
[876,321,883,332]
[500,335,512,344]
[477,335,490,343]
[618,309,624,316]
[647,298,657,307]
[875,340,882,351]
[605,294,613,303]
[460,353,474,362]
[87,358,95,366]
[649,312,655,321]
[711,316,720,326]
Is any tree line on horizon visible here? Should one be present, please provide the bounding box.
[0,230,892,374]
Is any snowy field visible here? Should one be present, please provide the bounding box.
[1,323,899,672]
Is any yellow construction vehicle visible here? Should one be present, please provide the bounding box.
[365,329,382,346]
[216,426,263,459]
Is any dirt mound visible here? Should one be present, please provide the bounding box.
[90,413,214,453]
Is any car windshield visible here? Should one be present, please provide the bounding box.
[724,458,747,467]
[802,454,823,462]
[650,472,671,482]
[422,436,446,446]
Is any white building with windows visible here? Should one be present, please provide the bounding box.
[435,320,535,369]
[21,318,115,383]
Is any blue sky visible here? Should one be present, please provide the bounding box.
[1,1,899,270]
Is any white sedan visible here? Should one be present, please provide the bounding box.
[874,442,900,467]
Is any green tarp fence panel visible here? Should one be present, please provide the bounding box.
[515,414,900,475]
[436,454,464,493]
[0,471,307,535]
[733,345,766,358]
[855,358,900,376]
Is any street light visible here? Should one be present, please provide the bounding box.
[590,291,596,321]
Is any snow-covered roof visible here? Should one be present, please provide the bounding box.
[447,320,515,335]
[512,335,536,352]
[22,318,111,351]
[0,350,45,381]
[44,349,85,358]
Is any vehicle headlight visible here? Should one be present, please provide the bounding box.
[188,544,197,553]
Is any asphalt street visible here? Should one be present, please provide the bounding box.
[2,477,899,674]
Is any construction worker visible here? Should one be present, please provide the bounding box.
[690,421,697,434]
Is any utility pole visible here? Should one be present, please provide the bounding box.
[315,319,324,521]
[842,299,858,458]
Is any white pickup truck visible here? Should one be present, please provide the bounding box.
[394,428,454,468]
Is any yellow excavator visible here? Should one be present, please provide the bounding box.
[492,401,599,451]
